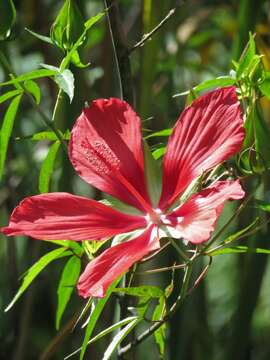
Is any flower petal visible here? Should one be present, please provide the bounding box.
[77,226,159,298]
[159,87,244,210]
[166,180,245,244]
[1,193,147,241]
[69,98,152,213]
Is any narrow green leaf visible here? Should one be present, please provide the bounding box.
[237,33,256,78]
[0,0,16,40]
[152,146,166,160]
[152,297,166,358]
[46,240,82,255]
[54,69,74,102]
[80,278,121,360]
[143,141,162,207]
[255,199,270,212]
[102,318,140,360]
[38,141,61,193]
[0,94,22,179]
[173,76,235,97]
[25,28,53,44]
[16,130,70,141]
[259,72,270,99]
[56,256,81,329]
[24,80,41,104]
[209,245,270,256]
[0,69,57,86]
[5,247,71,312]
[145,128,172,139]
[114,286,164,298]
[64,317,137,359]
[0,89,22,104]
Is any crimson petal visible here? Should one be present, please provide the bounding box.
[69,98,152,213]
[1,193,147,241]
[159,87,244,210]
[77,226,159,298]
[166,180,245,244]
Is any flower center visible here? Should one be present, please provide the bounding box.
[145,208,163,225]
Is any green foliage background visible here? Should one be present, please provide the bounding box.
[1,0,270,359]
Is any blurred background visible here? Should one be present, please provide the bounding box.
[1,0,270,359]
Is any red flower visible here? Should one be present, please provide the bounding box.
[1,87,245,298]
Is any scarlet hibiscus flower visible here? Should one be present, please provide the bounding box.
[1,87,245,298]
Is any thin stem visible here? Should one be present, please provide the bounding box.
[128,8,177,55]
[135,262,186,275]
[170,238,190,262]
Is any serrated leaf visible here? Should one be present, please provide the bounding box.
[0,89,22,104]
[54,69,74,102]
[5,247,71,312]
[0,69,57,86]
[0,0,16,40]
[102,318,140,360]
[25,28,53,44]
[208,245,270,256]
[143,141,162,207]
[24,80,41,104]
[114,286,164,298]
[56,256,81,329]
[79,278,121,360]
[0,94,22,180]
[38,141,60,193]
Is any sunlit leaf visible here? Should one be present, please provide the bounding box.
[24,80,41,104]
[237,33,256,78]
[152,297,166,358]
[16,130,70,141]
[152,146,166,160]
[0,69,57,86]
[208,245,270,256]
[5,247,71,312]
[145,128,172,139]
[54,69,74,102]
[0,89,22,104]
[102,318,140,360]
[79,278,121,360]
[0,94,22,180]
[38,141,61,193]
[25,28,53,45]
[56,256,81,329]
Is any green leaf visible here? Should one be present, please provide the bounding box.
[0,0,16,40]
[79,278,121,360]
[0,89,22,104]
[145,128,172,139]
[56,256,81,329]
[5,247,71,312]
[46,240,82,255]
[220,217,260,246]
[236,33,256,78]
[114,286,164,298]
[208,245,270,256]
[0,94,22,180]
[102,318,140,360]
[25,28,53,45]
[38,141,61,193]
[254,199,270,212]
[152,146,166,160]
[50,0,85,50]
[61,11,104,70]
[143,141,162,207]
[24,80,41,104]
[259,72,270,99]
[16,130,70,141]
[54,69,74,102]
[64,317,138,359]
[70,49,90,68]
[152,297,166,358]
[173,76,236,97]
[0,69,57,86]
[83,240,106,257]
